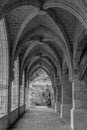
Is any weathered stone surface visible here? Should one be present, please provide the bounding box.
[9,108,71,130]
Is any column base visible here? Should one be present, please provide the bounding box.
[71,108,87,130]
[61,104,72,124]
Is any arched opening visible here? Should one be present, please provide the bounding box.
[26,68,53,109]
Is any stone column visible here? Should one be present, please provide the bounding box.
[55,84,61,113]
[24,72,26,111]
[8,63,14,126]
[51,90,54,109]
[18,78,21,116]
[58,84,61,113]
[71,71,87,130]
[8,80,12,126]
[54,87,57,112]
[52,82,56,110]
[55,86,58,112]
[18,66,21,116]
[61,76,72,124]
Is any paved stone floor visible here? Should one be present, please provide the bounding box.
[9,108,71,130]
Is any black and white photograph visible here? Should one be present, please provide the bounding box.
[0,0,87,130]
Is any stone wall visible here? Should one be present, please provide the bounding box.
[0,105,25,130]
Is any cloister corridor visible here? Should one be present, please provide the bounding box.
[1,0,87,130]
[9,107,71,130]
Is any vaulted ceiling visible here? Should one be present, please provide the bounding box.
[1,0,87,83]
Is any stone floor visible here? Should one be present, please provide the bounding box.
[9,107,71,130]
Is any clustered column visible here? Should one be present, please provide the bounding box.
[61,75,72,124]
[71,69,87,130]
[57,84,61,113]
[55,83,61,113]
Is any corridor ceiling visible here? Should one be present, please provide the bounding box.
[1,0,87,83]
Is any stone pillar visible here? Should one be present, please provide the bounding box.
[71,72,87,130]
[52,82,56,110]
[55,86,58,112]
[54,87,57,112]
[24,72,26,110]
[8,80,12,126]
[58,84,61,113]
[8,63,14,126]
[55,84,61,113]
[18,66,21,116]
[18,79,21,116]
[61,76,72,124]
[51,90,54,109]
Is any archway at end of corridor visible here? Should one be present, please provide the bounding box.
[25,68,55,110]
